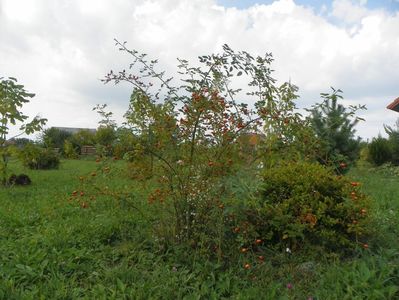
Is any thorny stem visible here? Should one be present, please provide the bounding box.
[189,110,202,164]
[114,39,181,100]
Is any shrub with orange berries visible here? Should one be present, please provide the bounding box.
[238,161,372,255]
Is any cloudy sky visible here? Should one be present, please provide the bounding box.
[1,0,398,140]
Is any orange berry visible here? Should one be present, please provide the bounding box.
[218,204,224,209]
[72,190,78,196]
[208,161,214,167]
[240,248,248,253]
[233,227,240,233]
[255,239,262,245]
[351,182,360,187]
[340,162,347,168]
[363,243,369,249]
[80,191,84,197]
[244,263,251,270]
[258,255,265,261]
[360,208,367,215]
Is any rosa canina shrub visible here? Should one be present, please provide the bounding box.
[240,161,371,254]
[92,41,364,259]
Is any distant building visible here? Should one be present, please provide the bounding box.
[387,97,399,112]
[52,127,96,134]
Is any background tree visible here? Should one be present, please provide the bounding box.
[9,137,33,148]
[41,127,72,151]
[93,104,117,156]
[368,135,392,166]
[67,130,96,155]
[384,119,399,165]
[307,88,366,172]
[0,77,47,184]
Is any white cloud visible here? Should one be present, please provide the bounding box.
[0,0,398,140]
[2,0,38,23]
[331,0,370,24]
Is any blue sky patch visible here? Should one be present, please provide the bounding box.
[217,0,399,13]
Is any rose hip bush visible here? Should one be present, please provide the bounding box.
[82,41,371,260]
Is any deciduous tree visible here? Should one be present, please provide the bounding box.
[0,77,47,184]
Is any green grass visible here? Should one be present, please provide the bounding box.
[0,160,398,299]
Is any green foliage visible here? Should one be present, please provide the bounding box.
[67,130,96,154]
[95,126,116,146]
[113,127,137,159]
[307,88,365,172]
[368,136,392,166]
[365,119,399,167]
[102,41,317,254]
[384,119,399,165]
[242,161,371,254]
[63,140,79,159]
[368,162,399,177]
[92,104,118,157]
[0,77,47,184]
[41,127,72,151]
[95,126,116,156]
[314,251,399,299]
[18,143,60,170]
[93,104,117,129]
[0,77,46,139]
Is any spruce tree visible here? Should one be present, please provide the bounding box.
[307,88,366,172]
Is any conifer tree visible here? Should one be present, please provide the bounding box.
[307,88,365,172]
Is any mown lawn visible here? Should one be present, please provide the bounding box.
[0,160,398,299]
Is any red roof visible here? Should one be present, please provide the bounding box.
[387,97,399,112]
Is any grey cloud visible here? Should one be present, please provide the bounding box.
[1,0,398,139]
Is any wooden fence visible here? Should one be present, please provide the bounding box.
[81,145,96,155]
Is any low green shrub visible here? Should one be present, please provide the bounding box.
[369,162,399,177]
[230,161,371,256]
[19,144,60,170]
